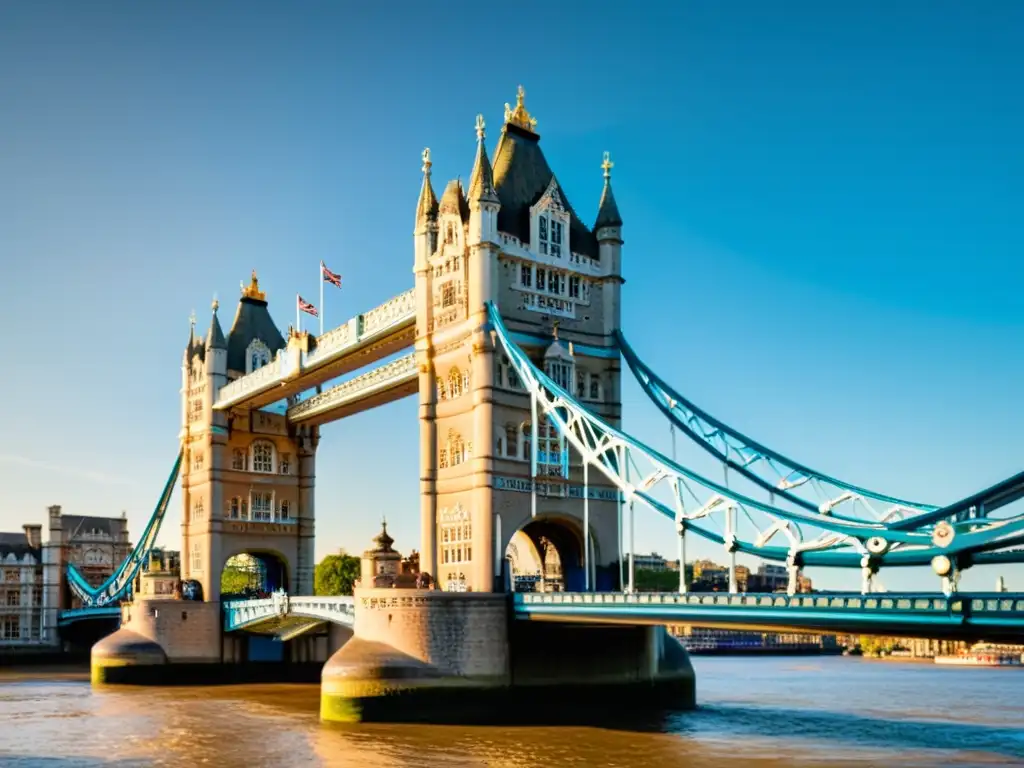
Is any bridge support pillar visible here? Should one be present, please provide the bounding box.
[320,588,695,723]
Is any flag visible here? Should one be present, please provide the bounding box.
[298,296,318,317]
[322,262,342,288]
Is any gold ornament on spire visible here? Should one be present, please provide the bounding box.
[211,294,219,313]
[602,151,614,180]
[421,147,432,175]
[189,310,196,330]
[241,269,266,301]
[504,85,537,132]
[475,113,486,142]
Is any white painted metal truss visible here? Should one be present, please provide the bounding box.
[223,593,355,632]
[486,303,1024,582]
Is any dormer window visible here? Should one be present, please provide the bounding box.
[532,180,570,258]
[550,220,562,257]
[246,339,272,374]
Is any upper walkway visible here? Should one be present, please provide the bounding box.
[221,590,1024,642]
[214,289,415,412]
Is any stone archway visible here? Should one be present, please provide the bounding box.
[220,550,289,599]
[505,516,595,593]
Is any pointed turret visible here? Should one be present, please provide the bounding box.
[415,148,439,230]
[183,310,197,362]
[439,179,469,222]
[225,271,286,375]
[468,114,498,204]
[205,297,226,351]
[594,151,623,230]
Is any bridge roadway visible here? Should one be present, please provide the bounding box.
[221,591,1024,642]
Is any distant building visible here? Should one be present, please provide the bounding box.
[361,520,403,589]
[48,505,132,609]
[0,525,52,647]
[634,553,668,571]
[671,625,839,653]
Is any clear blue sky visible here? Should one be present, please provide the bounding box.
[0,2,1021,592]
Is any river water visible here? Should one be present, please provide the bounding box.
[1,657,1022,767]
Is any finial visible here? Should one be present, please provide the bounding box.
[189,309,196,330]
[602,151,614,180]
[475,113,486,142]
[421,147,432,176]
[241,269,266,301]
[552,319,560,340]
[505,85,538,132]
[211,294,219,313]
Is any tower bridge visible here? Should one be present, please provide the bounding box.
[80,86,1024,722]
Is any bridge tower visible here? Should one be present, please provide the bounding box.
[415,88,625,593]
[180,275,318,603]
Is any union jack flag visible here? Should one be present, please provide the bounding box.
[321,262,342,288]
[297,296,318,317]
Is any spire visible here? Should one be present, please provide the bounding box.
[205,295,226,350]
[439,178,469,221]
[183,309,197,360]
[468,114,499,205]
[373,518,395,553]
[594,151,623,230]
[415,148,439,227]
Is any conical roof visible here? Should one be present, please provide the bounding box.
[205,300,226,351]
[415,149,439,227]
[438,179,470,221]
[225,271,286,374]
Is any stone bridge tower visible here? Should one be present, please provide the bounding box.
[180,274,318,602]
[415,88,625,593]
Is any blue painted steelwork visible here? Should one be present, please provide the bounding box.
[485,303,1024,571]
[617,332,1024,536]
[66,452,182,607]
[223,593,355,632]
[514,591,1024,640]
[58,606,121,626]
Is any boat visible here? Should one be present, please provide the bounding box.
[935,643,1024,667]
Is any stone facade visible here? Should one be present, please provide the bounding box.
[180,281,317,602]
[0,526,48,646]
[48,505,132,610]
[415,89,625,594]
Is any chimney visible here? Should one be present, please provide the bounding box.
[23,524,42,550]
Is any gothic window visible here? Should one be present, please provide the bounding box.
[191,499,204,522]
[448,368,462,398]
[589,375,601,400]
[251,441,275,473]
[569,275,580,299]
[462,370,470,393]
[576,370,587,399]
[252,492,273,521]
[192,451,204,471]
[520,264,532,288]
[450,430,466,466]
[190,542,202,574]
[546,359,573,391]
[440,505,472,582]
[439,447,449,469]
[507,359,520,389]
[539,215,548,254]
[537,421,565,478]
[437,379,448,401]
[547,270,559,294]
[279,500,291,520]
[190,398,203,420]
[245,339,272,374]
[279,453,291,475]
[441,282,457,308]
[536,268,546,292]
[550,220,563,258]
[453,253,461,271]
[445,222,454,244]
[232,449,247,471]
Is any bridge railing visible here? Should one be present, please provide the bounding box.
[223,594,355,632]
[287,353,416,421]
[215,288,416,410]
[516,591,1024,617]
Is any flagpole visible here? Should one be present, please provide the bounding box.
[296,294,300,334]
[319,261,324,337]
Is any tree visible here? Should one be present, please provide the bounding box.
[315,552,361,596]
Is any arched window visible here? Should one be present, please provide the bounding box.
[496,435,505,457]
[439,447,449,469]
[462,370,470,393]
[450,430,465,466]
[437,379,448,401]
[191,498,204,522]
[232,449,247,471]
[251,441,275,473]
[448,368,462,398]
[245,339,272,374]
